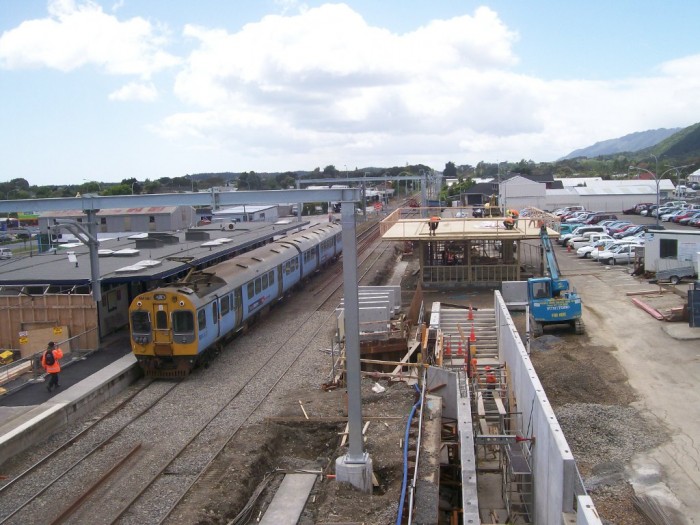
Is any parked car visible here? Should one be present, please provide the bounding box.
[606,222,633,235]
[558,225,606,246]
[590,238,642,261]
[567,233,615,254]
[640,205,657,217]
[567,233,614,250]
[661,209,686,222]
[578,238,618,258]
[672,210,700,224]
[614,225,646,239]
[596,243,642,265]
[0,248,13,259]
[585,212,618,224]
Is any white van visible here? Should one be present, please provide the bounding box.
[0,248,13,260]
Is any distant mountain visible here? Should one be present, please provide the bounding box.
[561,128,681,160]
[646,122,700,159]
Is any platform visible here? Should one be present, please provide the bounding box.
[0,334,138,468]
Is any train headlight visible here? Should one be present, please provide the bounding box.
[136,301,142,307]
[179,301,185,306]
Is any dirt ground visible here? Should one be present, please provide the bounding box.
[174,239,699,525]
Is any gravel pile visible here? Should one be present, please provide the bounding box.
[555,402,668,488]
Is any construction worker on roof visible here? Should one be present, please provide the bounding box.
[429,215,440,236]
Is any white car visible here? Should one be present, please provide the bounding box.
[567,233,614,251]
[597,243,643,265]
[577,239,616,258]
[589,238,641,261]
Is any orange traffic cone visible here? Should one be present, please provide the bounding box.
[457,341,463,356]
[468,305,474,321]
[470,325,477,343]
[445,341,451,356]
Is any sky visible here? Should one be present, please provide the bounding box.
[1,1,700,186]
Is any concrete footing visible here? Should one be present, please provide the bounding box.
[335,453,374,493]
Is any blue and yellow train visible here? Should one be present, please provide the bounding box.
[129,223,343,376]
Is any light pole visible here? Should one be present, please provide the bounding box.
[131,182,137,195]
[629,162,691,228]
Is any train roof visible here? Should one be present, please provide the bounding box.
[277,222,341,251]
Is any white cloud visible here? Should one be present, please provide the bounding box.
[146,5,700,167]
[109,81,158,102]
[0,0,180,77]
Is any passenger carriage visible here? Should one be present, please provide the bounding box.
[129,223,342,376]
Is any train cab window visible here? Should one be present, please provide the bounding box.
[155,310,168,330]
[255,278,262,294]
[221,295,230,316]
[212,302,218,324]
[247,282,254,297]
[198,309,206,330]
[173,311,194,333]
[268,270,274,284]
[131,311,151,334]
[262,273,269,289]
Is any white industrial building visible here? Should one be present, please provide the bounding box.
[212,204,279,223]
[500,176,677,212]
[39,205,197,234]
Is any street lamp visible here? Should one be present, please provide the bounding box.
[629,162,691,227]
[131,182,137,195]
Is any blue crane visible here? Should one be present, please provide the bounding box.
[527,225,585,337]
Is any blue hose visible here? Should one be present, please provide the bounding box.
[396,384,423,525]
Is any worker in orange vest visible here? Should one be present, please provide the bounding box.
[41,341,64,393]
[429,216,440,236]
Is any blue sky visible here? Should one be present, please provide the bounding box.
[1,0,700,186]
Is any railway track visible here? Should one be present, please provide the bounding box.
[0,219,394,524]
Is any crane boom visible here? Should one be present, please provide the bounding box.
[540,226,561,280]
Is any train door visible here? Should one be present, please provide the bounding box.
[152,303,172,345]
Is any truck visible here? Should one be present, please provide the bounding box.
[528,226,585,337]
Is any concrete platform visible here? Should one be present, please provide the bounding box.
[0,346,140,469]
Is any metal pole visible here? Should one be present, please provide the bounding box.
[339,200,369,462]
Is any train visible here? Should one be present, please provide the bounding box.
[129,223,343,377]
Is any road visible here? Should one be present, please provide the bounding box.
[554,223,700,523]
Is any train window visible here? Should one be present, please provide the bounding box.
[247,282,254,297]
[221,295,230,316]
[233,292,240,309]
[155,310,168,330]
[269,270,274,284]
[131,311,150,334]
[262,273,269,289]
[198,309,206,330]
[212,302,218,324]
[173,311,194,333]
[255,278,261,294]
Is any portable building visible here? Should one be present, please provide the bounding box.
[643,229,700,275]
